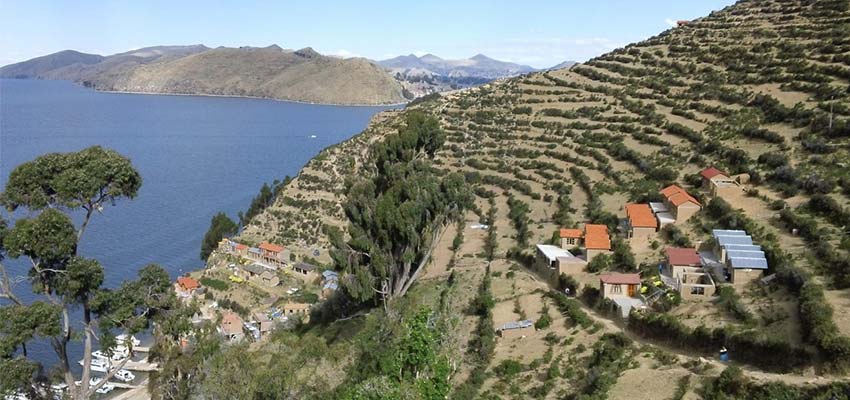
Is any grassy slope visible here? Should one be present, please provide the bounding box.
[239,0,850,397]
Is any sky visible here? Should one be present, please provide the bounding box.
[0,1,737,69]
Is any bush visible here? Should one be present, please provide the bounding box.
[716,286,754,323]
[200,277,230,291]
[493,359,524,379]
[535,303,552,330]
[627,311,811,372]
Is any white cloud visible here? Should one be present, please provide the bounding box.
[664,18,677,27]
[329,49,359,58]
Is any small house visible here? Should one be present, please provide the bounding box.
[258,271,280,287]
[701,167,740,198]
[625,203,657,240]
[711,230,768,286]
[559,228,583,248]
[292,262,318,279]
[649,202,676,229]
[175,276,202,298]
[727,257,768,286]
[282,303,311,322]
[584,224,612,261]
[252,312,275,337]
[235,243,248,257]
[664,247,701,278]
[240,264,266,279]
[496,320,535,339]
[599,273,642,299]
[660,185,701,222]
[535,244,586,282]
[220,312,245,342]
[676,20,689,26]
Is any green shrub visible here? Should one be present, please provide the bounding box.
[200,277,230,291]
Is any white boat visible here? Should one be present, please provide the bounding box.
[92,347,128,361]
[89,378,114,394]
[310,134,317,138]
[73,378,114,394]
[79,357,111,373]
[114,369,135,382]
[115,334,141,347]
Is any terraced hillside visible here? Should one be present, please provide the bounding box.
[226,0,850,397]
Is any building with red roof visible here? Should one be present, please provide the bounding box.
[660,184,702,223]
[256,242,289,267]
[625,203,657,240]
[175,276,202,298]
[599,273,642,299]
[583,224,611,261]
[700,167,740,198]
[219,312,245,342]
[559,228,583,248]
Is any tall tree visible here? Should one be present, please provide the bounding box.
[0,146,177,399]
[333,112,471,304]
[200,212,238,260]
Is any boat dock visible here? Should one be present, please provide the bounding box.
[123,359,158,372]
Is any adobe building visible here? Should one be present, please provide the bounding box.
[660,184,702,222]
[583,224,612,260]
[701,167,741,198]
[625,203,657,240]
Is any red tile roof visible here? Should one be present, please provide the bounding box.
[584,224,611,250]
[626,203,658,229]
[559,228,583,239]
[259,242,284,253]
[665,247,700,266]
[660,184,701,207]
[177,276,200,290]
[700,167,727,180]
[235,244,248,251]
[221,312,244,334]
[600,273,641,285]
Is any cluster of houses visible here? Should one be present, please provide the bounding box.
[218,238,328,287]
[625,184,702,240]
[218,302,313,342]
[521,166,767,327]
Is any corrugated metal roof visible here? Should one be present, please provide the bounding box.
[712,229,748,237]
[716,235,753,246]
[728,257,768,270]
[722,244,762,252]
[726,250,766,259]
[498,320,534,331]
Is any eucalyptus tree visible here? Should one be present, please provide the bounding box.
[0,146,178,399]
[334,112,472,305]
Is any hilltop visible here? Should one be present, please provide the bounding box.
[0,45,408,105]
[206,0,850,397]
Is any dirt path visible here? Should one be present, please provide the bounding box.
[564,289,848,386]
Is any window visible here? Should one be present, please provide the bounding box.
[611,284,622,294]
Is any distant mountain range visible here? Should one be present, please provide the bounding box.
[0,45,407,105]
[377,53,572,96]
[1,46,576,103]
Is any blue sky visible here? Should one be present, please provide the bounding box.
[0,1,736,68]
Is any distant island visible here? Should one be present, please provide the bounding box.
[0,45,575,105]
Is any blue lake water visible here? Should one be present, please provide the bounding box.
[0,79,392,369]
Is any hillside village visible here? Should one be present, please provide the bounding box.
[163,0,850,398]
